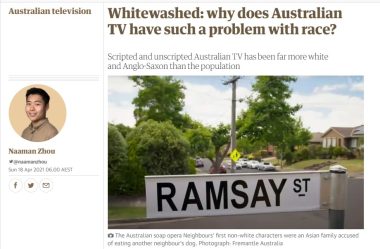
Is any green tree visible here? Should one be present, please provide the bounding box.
[181,113,199,130]
[208,123,231,172]
[184,126,214,157]
[108,124,144,195]
[114,123,132,138]
[130,76,187,129]
[287,118,312,151]
[126,120,190,175]
[236,137,263,155]
[239,76,304,166]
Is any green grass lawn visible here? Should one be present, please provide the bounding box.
[282,159,364,173]
[108,206,146,220]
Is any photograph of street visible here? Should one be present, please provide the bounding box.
[108,76,364,229]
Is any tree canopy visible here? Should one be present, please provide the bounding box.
[130,76,187,129]
[126,120,190,175]
[184,125,214,158]
[238,76,309,164]
[108,75,315,195]
[114,123,132,138]
[209,123,231,169]
[108,124,144,195]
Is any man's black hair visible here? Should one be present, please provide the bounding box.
[26,87,50,104]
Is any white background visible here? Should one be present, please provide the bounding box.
[0,3,104,249]
[1,1,379,249]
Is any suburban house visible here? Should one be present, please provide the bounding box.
[321,125,364,150]
[309,132,323,146]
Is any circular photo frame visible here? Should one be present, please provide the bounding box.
[9,84,66,142]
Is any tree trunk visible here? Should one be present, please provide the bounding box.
[209,141,231,174]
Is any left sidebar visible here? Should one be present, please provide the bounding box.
[0,2,104,249]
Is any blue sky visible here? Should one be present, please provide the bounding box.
[109,76,363,132]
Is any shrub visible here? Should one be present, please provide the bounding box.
[345,150,356,159]
[296,147,310,161]
[308,144,321,159]
[260,150,269,158]
[108,124,145,195]
[284,151,294,165]
[355,148,364,160]
[318,148,331,159]
[126,120,190,176]
[187,158,197,174]
[333,147,348,158]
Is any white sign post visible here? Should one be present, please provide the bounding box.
[145,171,331,219]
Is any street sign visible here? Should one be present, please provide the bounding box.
[230,149,241,162]
[145,171,330,219]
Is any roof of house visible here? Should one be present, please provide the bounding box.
[322,125,364,138]
[352,125,364,136]
[310,132,323,143]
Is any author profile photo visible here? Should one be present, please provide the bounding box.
[21,87,59,142]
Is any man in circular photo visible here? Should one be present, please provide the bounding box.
[21,87,58,142]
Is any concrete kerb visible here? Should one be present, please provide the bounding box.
[348,172,364,179]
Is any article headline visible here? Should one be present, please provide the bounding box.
[107,6,342,37]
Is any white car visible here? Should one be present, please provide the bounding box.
[257,162,276,171]
[247,160,260,169]
[235,161,243,170]
[237,158,249,168]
